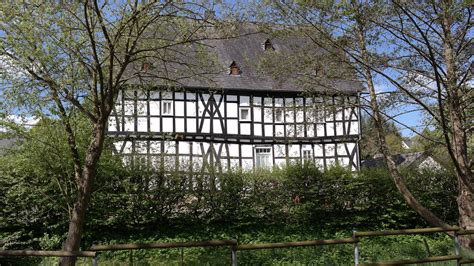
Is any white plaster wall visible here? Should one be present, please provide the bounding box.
[135,141,147,153]
[150,101,160,115]
[307,125,315,137]
[150,141,161,153]
[212,120,221,134]
[335,122,344,136]
[137,118,147,132]
[163,118,173,132]
[254,124,262,136]
[315,158,324,169]
[186,119,196,133]
[289,144,299,157]
[124,118,134,132]
[264,125,273,136]
[241,123,251,135]
[123,141,132,154]
[108,119,118,132]
[164,141,176,154]
[326,123,335,136]
[296,125,304,137]
[274,144,286,157]
[124,101,134,115]
[316,124,325,137]
[314,144,324,157]
[339,157,350,167]
[241,144,253,157]
[241,159,253,170]
[201,119,210,133]
[350,122,359,135]
[186,102,196,116]
[229,144,239,157]
[275,158,286,168]
[325,144,335,156]
[275,125,284,137]
[337,143,347,156]
[137,101,147,116]
[227,120,238,134]
[227,103,238,118]
[230,158,240,169]
[254,107,262,122]
[175,101,184,116]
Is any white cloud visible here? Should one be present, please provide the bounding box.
[0,115,39,132]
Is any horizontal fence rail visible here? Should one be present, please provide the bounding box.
[90,239,238,251]
[461,258,474,265]
[2,227,473,265]
[359,255,462,266]
[237,238,357,250]
[457,230,474,236]
[354,227,459,238]
[0,250,97,257]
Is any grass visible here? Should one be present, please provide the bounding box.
[5,223,473,265]
[33,231,474,265]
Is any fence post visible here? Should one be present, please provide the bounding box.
[231,240,237,266]
[454,232,460,266]
[92,254,98,266]
[180,247,184,266]
[353,231,359,266]
[129,249,133,266]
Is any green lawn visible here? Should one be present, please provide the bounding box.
[30,229,474,265]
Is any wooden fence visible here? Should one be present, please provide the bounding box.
[1,227,473,265]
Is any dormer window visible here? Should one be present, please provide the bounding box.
[229,61,241,76]
[141,62,153,72]
[263,39,274,51]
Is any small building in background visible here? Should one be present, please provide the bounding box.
[361,152,443,171]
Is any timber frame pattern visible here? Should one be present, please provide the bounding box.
[107,87,361,174]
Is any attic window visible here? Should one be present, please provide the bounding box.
[263,39,274,51]
[141,62,153,72]
[229,61,241,76]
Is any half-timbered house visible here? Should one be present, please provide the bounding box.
[107,29,362,173]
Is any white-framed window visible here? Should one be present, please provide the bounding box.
[162,100,173,115]
[275,108,283,122]
[255,147,272,169]
[302,149,312,161]
[240,107,250,121]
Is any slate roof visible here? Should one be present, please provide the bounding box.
[361,152,438,169]
[128,23,363,94]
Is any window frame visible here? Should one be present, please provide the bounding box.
[162,100,173,115]
[302,149,313,161]
[255,146,272,169]
[239,107,251,121]
[274,108,284,122]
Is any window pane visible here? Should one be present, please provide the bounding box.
[241,109,249,120]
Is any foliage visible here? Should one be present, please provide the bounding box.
[0,123,460,264]
[0,130,459,250]
[0,116,125,250]
[359,114,404,159]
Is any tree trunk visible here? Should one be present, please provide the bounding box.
[458,180,474,248]
[441,1,473,248]
[60,122,106,266]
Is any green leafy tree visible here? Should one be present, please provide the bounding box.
[360,114,403,159]
[0,116,124,248]
[254,0,472,246]
[0,2,221,264]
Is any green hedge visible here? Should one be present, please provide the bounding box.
[0,135,458,251]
